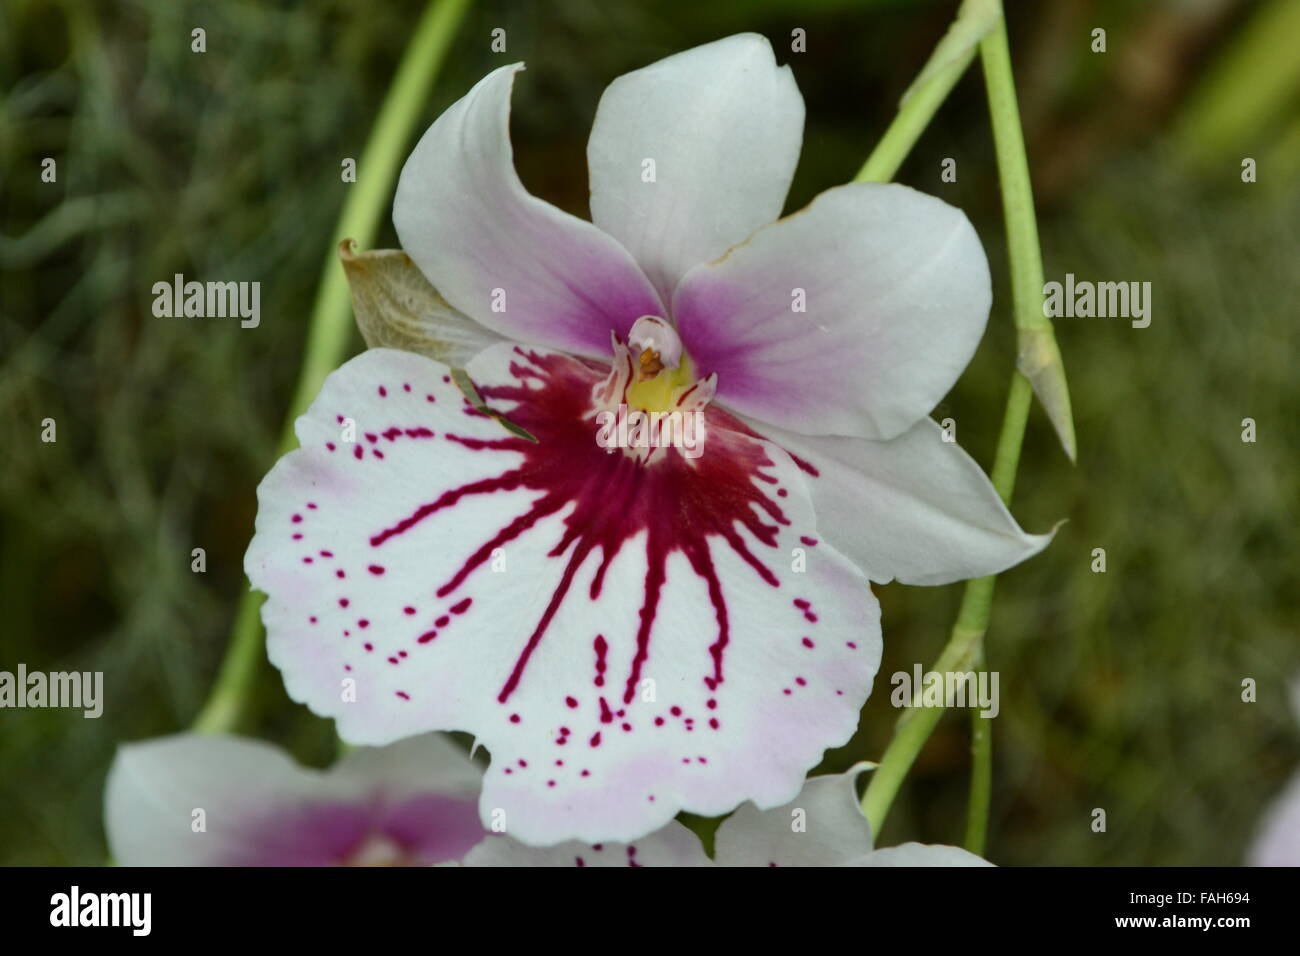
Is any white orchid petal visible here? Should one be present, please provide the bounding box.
[588,33,804,301]
[850,842,994,867]
[463,822,711,867]
[105,733,482,866]
[394,64,663,358]
[754,417,1052,586]
[106,734,327,866]
[713,765,874,866]
[675,183,991,440]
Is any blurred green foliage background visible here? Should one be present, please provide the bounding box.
[1,0,1296,865]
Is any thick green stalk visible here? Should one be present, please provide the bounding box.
[191,0,473,735]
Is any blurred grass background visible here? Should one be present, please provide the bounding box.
[1,0,1296,865]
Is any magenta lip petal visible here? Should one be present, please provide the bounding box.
[250,344,880,844]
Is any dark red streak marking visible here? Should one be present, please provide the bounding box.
[362,348,792,708]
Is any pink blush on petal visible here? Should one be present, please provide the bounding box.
[225,794,483,867]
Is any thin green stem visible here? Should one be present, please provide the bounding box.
[963,647,992,854]
[190,580,266,736]
[861,6,1051,841]
[854,46,978,184]
[981,21,1046,352]
[854,0,998,184]
[191,0,473,735]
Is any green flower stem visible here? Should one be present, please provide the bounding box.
[854,0,997,184]
[861,7,1051,844]
[191,580,266,736]
[853,45,977,184]
[982,13,1075,462]
[859,376,1031,836]
[963,646,993,854]
[191,0,473,735]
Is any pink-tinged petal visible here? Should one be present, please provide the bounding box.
[394,64,664,359]
[674,183,991,440]
[106,734,321,866]
[362,792,485,866]
[587,33,804,302]
[329,734,487,867]
[105,733,483,866]
[753,417,1053,586]
[712,766,873,867]
[247,345,881,845]
[851,843,993,867]
[463,824,710,868]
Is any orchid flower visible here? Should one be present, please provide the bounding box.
[464,767,990,867]
[105,733,483,866]
[245,34,1050,846]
